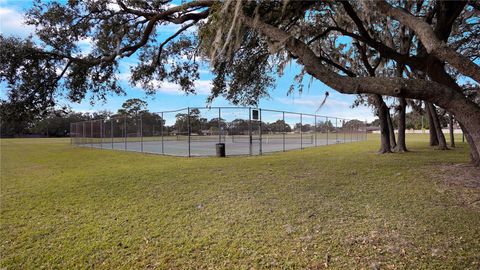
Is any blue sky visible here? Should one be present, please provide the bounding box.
[0,0,375,121]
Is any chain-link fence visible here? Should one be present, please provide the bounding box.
[71,107,367,156]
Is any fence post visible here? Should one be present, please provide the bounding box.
[111,119,113,149]
[365,120,367,141]
[218,107,221,143]
[350,123,353,142]
[335,118,338,144]
[90,120,93,148]
[300,113,303,149]
[140,114,143,152]
[100,120,103,148]
[356,123,359,141]
[187,107,191,157]
[259,108,262,155]
[74,123,76,145]
[326,117,329,145]
[283,111,286,152]
[82,122,85,145]
[161,112,164,155]
[249,107,252,155]
[124,115,127,150]
[314,115,317,147]
[103,120,105,148]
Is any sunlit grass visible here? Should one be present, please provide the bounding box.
[1,134,478,269]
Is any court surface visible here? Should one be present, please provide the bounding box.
[78,134,364,156]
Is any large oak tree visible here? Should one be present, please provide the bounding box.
[1,0,479,165]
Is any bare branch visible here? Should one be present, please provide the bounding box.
[155,20,198,65]
[375,0,480,84]
[239,11,476,114]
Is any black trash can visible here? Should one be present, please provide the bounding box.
[216,143,226,157]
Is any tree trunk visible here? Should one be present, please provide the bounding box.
[426,103,439,146]
[395,97,408,152]
[241,14,480,166]
[449,113,455,148]
[427,102,448,150]
[459,123,480,166]
[386,108,396,149]
[373,94,392,153]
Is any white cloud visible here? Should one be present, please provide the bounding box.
[118,71,212,96]
[275,94,375,121]
[75,109,98,114]
[193,80,213,95]
[155,80,212,95]
[0,7,34,37]
[277,95,350,109]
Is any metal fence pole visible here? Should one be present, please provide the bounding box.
[75,123,78,144]
[326,117,329,145]
[124,115,127,150]
[300,113,303,149]
[161,112,164,155]
[71,123,74,145]
[140,114,143,152]
[218,107,221,143]
[102,120,105,148]
[259,108,262,155]
[100,120,103,148]
[335,118,338,143]
[283,111,286,152]
[350,123,353,142]
[82,122,85,145]
[365,120,368,141]
[314,115,317,147]
[249,107,252,155]
[187,107,191,157]
[111,119,113,149]
[104,120,106,146]
[90,120,93,147]
[356,123,359,141]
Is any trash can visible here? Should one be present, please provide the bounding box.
[216,143,226,157]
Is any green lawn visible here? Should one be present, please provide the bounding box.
[1,135,479,269]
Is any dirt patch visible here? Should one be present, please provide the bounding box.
[435,163,480,188]
[431,163,480,210]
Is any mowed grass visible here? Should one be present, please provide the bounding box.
[1,135,479,269]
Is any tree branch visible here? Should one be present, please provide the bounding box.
[375,0,480,84]
[354,42,376,77]
[33,1,213,68]
[239,12,474,113]
[307,22,425,73]
[155,21,198,65]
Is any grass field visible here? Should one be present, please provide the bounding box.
[1,135,479,269]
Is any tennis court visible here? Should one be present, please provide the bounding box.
[71,107,366,156]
